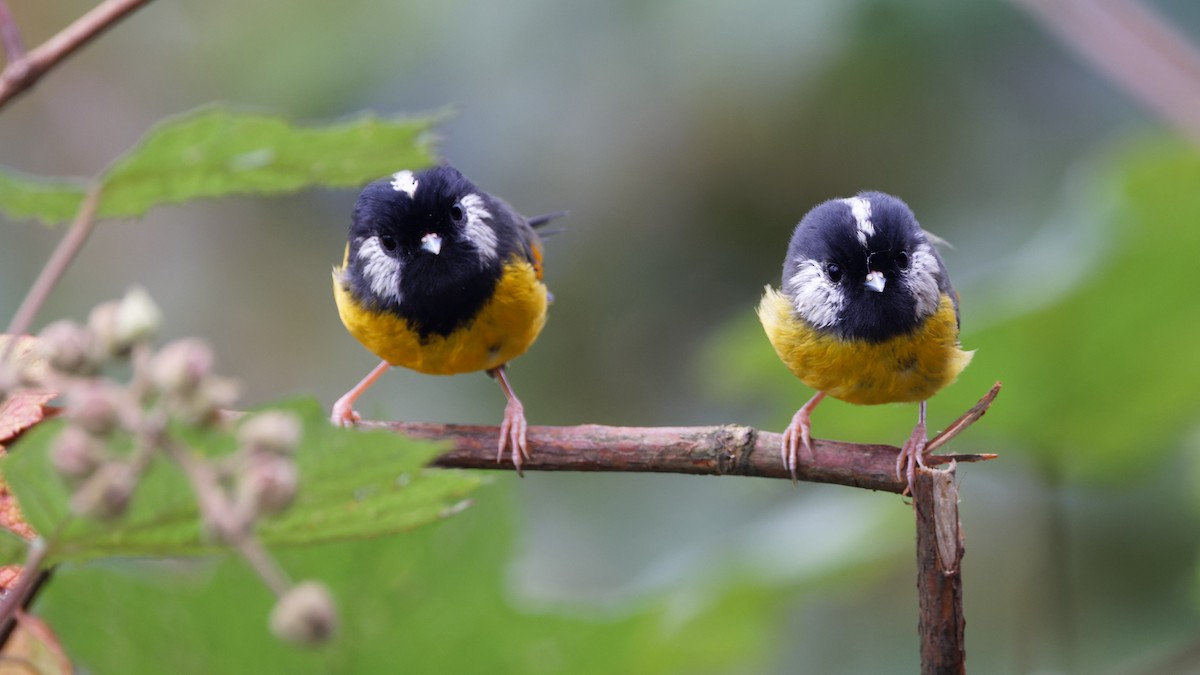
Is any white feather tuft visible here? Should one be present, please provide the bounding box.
[390,170,419,198]
[459,193,498,262]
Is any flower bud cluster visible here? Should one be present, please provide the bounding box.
[33,288,333,644]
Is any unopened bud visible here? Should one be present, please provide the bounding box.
[114,286,162,348]
[170,375,239,426]
[37,320,97,375]
[270,581,337,646]
[150,339,213,396]
[65,381,123,437]
[70,462,135,520]
[236,455,298,518]
[238,412,302,456]
[87,301,123,359]
[51,426,105,481]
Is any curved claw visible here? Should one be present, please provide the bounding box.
[330,396,362,427]
[497,398,530,476]
[490,365,531,476]
[780,419,810,485]
[781,391,826,485]
[897,401,929,497]
[331,360,390,428]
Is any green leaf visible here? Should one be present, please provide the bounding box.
[95,106,440,220]
[39,485,778,675]
[948,140,1200,481]
[0,106,441,225]
[0,528,30,566]
[3,398,483,564]
[0,169,88,225]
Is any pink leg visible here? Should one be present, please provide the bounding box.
[331,360,390,426]
[781,391,826,484]
[489,365,530,476]
[896,400,929,496]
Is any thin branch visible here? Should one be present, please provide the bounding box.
[1014,0,1200,148]
[926,382,1002,456]
[914,465,966,674]
[0,538,46,641]
[0,1,25,66]
[0,0,155,111]
[357,385,1000,494]
[5,183,102,337]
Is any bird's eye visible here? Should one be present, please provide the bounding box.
[449,204,465,223]
[826,262,843,283]
[379,235,397,252]
[896,250,909,269]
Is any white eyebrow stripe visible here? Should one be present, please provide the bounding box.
[356,236,403,304]
[843,196,874,246]
[390,170,419,198]
[459,193,498,262]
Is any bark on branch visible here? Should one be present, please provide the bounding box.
[0,0,155,110]
[357,383,1001,494]
[914,464,967,674]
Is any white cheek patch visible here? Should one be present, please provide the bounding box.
[903,243,941,319]
[459,193,498,262]
[786,260,845,329]
[356,236,403,305]
[390,170,419,198]
[843,196,875,246]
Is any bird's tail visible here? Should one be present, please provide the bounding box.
[528,210,569,237]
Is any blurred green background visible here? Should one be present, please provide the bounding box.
[4,0,1200,673]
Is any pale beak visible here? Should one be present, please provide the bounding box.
[420,232,443,255]
[864,270,886,293]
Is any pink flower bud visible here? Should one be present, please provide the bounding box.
[270,581,338,645]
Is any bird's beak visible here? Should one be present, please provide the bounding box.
[420,232,443,255]
[864,270,886,293]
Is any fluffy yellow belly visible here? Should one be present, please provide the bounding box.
[757,286,972,405]
[333,259,548,375]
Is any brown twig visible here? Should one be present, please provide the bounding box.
[914,465,966,674]
[4,182,102,337]
[0,0,155,111]
[0,1,25,67]
[1014,0,1200,148]
[356,384,1000,494]
[926,381,1002,456]
[0,538,46,643]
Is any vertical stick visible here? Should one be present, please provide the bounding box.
[914,464,966,675]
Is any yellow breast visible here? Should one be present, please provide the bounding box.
[757,286,972,405]
[333,257,548,376]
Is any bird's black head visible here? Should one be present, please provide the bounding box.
[780,191,952,342]
[342,165,514,338]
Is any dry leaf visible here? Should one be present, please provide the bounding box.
[0,475,35,540]
[0,610,72,675]
[0,335,59,445]
[0,566,20,593]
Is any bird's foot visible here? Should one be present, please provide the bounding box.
[497,397,530,476]
[896,419,929,498]
[330,395,361,427]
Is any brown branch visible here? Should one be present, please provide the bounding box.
[1013,0,1200,148]
[914,464,966,674]
[0,538,46,644]
[5,183,102,336]
[356,384,1000,494]
[926,381,1002,456]
[0,0,155,111]
[0,1,25,66]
